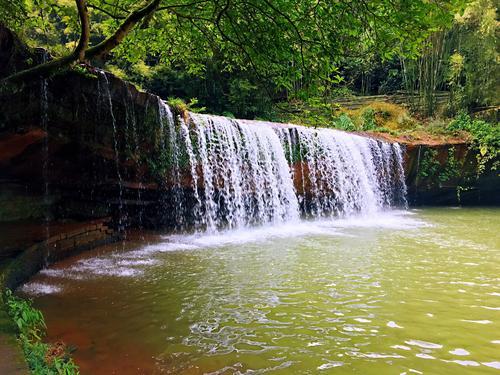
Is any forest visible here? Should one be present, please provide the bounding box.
[1,0,496,114]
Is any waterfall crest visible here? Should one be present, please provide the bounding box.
[157,102,407,231]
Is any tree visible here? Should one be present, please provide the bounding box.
[1,0,465,93]
[399,0,498,116]
[449,0,499,110]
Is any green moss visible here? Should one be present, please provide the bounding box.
[71,65,97,79]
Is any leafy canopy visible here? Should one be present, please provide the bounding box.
[2,0,465,92]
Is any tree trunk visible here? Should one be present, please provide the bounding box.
[0,0,160,87]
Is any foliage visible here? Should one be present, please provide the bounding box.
[334,114,356,132]
[417,147,461,184]
[4,289,45,340]
[2,0,466,105]
[447,112,500,175]
[360,108,377,131]
[418,149,441,180]
[0,0,29,30]
[4,289,79,374]
[167,97,205,116]
[227,78,273,119]
[400,0,498,116]
[348,102,414,133]
[446,52,465,114]
[449,0,499,111]
[276,100,415,136]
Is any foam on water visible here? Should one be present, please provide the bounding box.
[20,210,424,294]
[405,340,443,349]
[155,209,422,250]
[21,282,62,296]
[449,348,470,356]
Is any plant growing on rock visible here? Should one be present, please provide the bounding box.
[448,112,500,176]
[417,147,462,186]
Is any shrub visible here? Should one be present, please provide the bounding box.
[335,113,357,131]
[4,290,79,375]
[448,112,500,175]
[361,108,377,130]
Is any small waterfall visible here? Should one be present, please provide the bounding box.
[124,86,143,227]
[100,72,124,229]
[150,105,407,231]
[40,51,50,262]
[273,126,407,217]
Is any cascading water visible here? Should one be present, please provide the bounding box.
[100,72,125,229]
[278,126,408,217]
[155,104,407,232]
[40,51,51,264]
[190,114,300,231]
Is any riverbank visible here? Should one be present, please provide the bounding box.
[0,218,119,373]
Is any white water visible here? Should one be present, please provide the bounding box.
[157,103,407,231]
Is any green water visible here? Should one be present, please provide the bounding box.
[21,208,500,374]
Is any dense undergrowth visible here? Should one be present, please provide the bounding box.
[275,98,498,148]
[3,289,79,374]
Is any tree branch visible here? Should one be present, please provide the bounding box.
[1,0,90,85]
[87,3,126,20]
[85,0,161,60]
[1,0,161,86]
[74,0,90,61]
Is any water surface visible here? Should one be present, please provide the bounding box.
[21,208,500,374]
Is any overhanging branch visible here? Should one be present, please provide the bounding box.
[1,0,89,85]
[85,0,161,60]
[1,0,161,86]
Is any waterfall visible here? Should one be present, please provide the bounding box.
[155,104,407,231]
[277,126,408,217]
[40,50,50,263]
[100,72,124,229]
[191,114,300,231]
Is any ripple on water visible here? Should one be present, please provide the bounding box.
[405,340,442,349]
[449,348,470,356]
[317,362,344,370]
[482,362,500,370]
[443,359,479,367]
[461,319,492,324]
[349,351,405,359]
[387,321,403,328]
[391,345,412,351]
[416,353,435,360]
[16,208,500,374]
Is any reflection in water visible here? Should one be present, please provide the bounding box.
[20,208,500,374]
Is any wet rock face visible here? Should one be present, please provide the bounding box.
[0,24,34,78]
[403,143,499,206]
[0,31,167,226]
[0,72,169,226]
